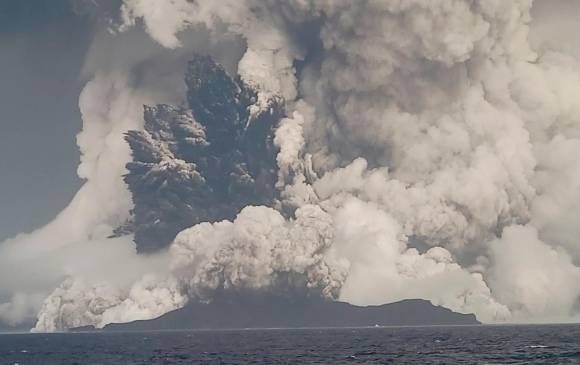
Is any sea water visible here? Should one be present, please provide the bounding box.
[0,325,579,364]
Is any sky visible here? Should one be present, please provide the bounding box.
[0,1,90,241]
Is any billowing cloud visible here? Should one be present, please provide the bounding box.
[488,225,580,322]
[4,0,580,331]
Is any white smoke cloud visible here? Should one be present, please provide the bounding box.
[170,204,341,298]
[33,273,187,333]
[5,0,580,331]
[488,225,580,322]
[530,0,580,57]
[325,198,509,323]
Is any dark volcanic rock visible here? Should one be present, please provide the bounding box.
[122,55,283,252]
[98,294,480,331]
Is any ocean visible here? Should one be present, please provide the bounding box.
[0,325,579,364]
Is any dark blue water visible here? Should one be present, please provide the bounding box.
[1,325,579,364]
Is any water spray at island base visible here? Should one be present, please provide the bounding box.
[3,0,580,332]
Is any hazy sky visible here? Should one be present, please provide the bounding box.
[0,1,92,240]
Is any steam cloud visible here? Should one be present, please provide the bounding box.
[2,0,580,331]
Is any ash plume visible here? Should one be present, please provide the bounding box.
[122,55,282,252]
[3,0,580,331]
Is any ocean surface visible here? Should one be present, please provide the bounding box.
[0,325,579,364]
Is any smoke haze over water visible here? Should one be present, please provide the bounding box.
[3,0,580,331]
